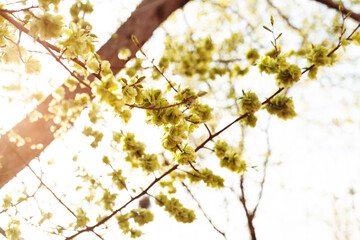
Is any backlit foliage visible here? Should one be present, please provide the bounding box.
[0,0,360,239]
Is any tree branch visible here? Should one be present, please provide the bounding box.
[313,0,360,23]
[265,0,300,31]
[0,0,190,189]
[65,164,179,240]
[195,18,360,153]
[239,175,257,240]
[181,182,227,239]
[0,227,5,238]
[195,87,283,152]
[0,9,91,74]
[252,120,272,217]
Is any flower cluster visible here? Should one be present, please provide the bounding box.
[156,193,196,223]
[266,95,296,120]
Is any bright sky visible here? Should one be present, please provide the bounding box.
[1,0,360,240]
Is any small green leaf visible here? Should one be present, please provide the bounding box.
[345,12,352,19]
[131,35,139,45]
[263,25,272,32]
[136,76,146,84]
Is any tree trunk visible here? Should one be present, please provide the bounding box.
[0,0,190,189]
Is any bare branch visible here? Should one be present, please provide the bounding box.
[181,182,227,239]
[302,22,360,75]
[195,87,283,152]
[252,119,272,216]
[265,0,300,31]
[133,40,178,93]
[313,0,360,23]
[239,175,257,240]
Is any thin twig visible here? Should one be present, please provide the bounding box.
[0,9,101,87]
[0,181,42,215]
[181,182,227,239]
[215,58,242,64]
[4,36,24,63]
[27,165,77,218]
[194,87,282,152]
[204,123,212,137]
[5,142,77,218]
[132,38,178,93]
[92,231,105,240]
[41,43,92,89]
[265,0,300,31]
[302,22,360,75]
[195,21,360,153]
[188,161,200,173]
[252,118,271,216]
[194,113,249,152]
[125,99,187,110]
[239,175,257,240]
[65,164,179,240]
[108,163,129,191]
[1,5,38,13]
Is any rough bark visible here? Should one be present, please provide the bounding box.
[313,0,360,23]
[0,0,190,189]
